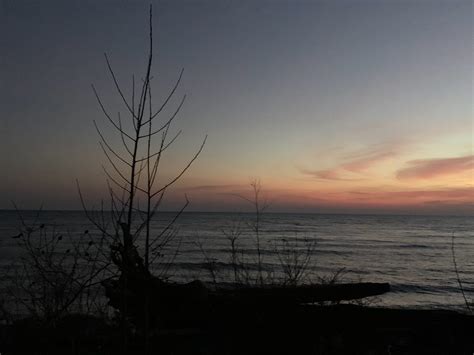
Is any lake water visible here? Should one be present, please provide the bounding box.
[0,210,472,311]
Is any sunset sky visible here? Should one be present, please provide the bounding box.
[1,0,472,215]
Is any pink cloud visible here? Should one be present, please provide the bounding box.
[300,142,401,180]
[396,155,474,180]
[181,184,243,191]
[299,168,360,181]
[342,151,397,172]
[348,187,474,201]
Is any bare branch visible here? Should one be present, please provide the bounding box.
[142,68,184,126]
[101,166,131,194]
[131,75,137,131]
[139,95,186,139]
[94,121,132,167]
[151,135,207,198]
[104,53,137,119]
[99,142,132,184]
[135,6,153,129]
[91,85,135,142]
[149,195,189,249]
[135,130,182,163]
[117,112,134,156]
[451,234,472,314]
[76,180,114,239]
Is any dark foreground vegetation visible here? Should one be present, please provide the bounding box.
[1,226,473,355]
[1,303,473,355]
[3,205,473,354]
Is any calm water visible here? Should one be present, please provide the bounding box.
[0,211,472,311]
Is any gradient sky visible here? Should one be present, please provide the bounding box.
[1,0,472,215]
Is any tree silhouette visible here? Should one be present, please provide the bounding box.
[77,5,206,352]
[79,4,206,278]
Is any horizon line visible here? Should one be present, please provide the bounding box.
[0,209,470,218]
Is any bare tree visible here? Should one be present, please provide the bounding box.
[240,179,269,285]
[79,4,206,279]
[77,5,206,352]
[275,236,316,286]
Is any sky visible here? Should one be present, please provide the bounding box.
[1,0,472,215]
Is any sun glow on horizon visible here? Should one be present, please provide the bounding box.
[2,1,472,215]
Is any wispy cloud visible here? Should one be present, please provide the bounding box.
[300,141,401,180]
[181,184,242,191]
[342,151,397,172]
[299,168,360,181]
[396,155,473,180]
[348,187,474,201]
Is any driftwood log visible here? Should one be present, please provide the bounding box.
[214,282,391,304]
[103,274,390,328]
[103,226,390,329]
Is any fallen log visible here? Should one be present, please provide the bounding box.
[214,282,391,304]
[104,226,391,328]
[104,274,390,329]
